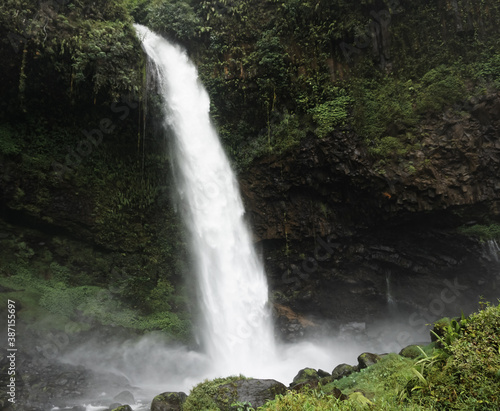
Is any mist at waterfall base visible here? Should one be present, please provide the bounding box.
[58,27,500,409]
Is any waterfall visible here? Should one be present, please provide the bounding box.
[135,25,275,376]
[485,239,500,262]
[483,239,500,287]
[386,272,397,313]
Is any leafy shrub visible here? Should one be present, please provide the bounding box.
[407,303,500,409]
[416,65,466,113]
[474,53,500,87]
[353,78,417,141]
[445,303,500,407]
[132,311,190,339]
[146,0,200,41]
[368,136,411,158]
[72,21,143,98]
[310,91,352,138]
[458,223,500,241]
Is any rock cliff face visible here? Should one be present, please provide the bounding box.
[240,92,500,341]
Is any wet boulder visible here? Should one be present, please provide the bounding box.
[216,379,286,409]
[399,345,423,359]
[357,352,382,369]
[110,406,133,411]
[289,368,321,388]
[331,363,356,380]
[151,392,187,411]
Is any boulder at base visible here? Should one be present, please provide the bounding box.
[151,392,188,411]
[217,379,286,409]
[331,363,356,380]
[289,368,321,388]
[357,352,382,369]
[110,406,133,411]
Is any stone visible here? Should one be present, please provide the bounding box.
[290,367,320,387]
[291,379,320,392]
[399,345,423,359]
[151,392,187,411]
[317,369,330,378]
[319,376,335,385]
[331,363,356,380]
[216,379,286,410]
[113,390,135,405]
[357,352,382,369]
[110,406,132,411]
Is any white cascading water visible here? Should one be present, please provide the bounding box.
[486,239,500,262]
[135,25,276,376]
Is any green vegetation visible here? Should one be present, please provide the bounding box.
[261,389,352,410]
[145,0,200,42]
[183,376,249,411]
[0,0,143,111]
[474,53,500,87]
[2,0,500,171]
[458,223,500,242]
[405,302,500,409]
[310,92,352,138]
[416,65,466,114]
[0,222,191,340]
[353,77,417,142]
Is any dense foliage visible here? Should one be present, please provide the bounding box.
[125,0,500,168]
[404,303,500,409]
[0,0,142,108]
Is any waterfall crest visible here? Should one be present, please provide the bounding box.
[135,25,276,376]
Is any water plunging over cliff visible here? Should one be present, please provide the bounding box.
[135,25,275,375]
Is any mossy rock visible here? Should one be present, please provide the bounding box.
[399,345,423,359]
[183,376,245,411]
[331,363,356,380]
[151,391,187,411]
[357,352,382,369]
[317,369,331,378]
[217,378,287,409]
[290,367,320,387]
[110,406,133,411]
[319,375,335,385]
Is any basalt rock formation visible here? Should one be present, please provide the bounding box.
[241,91,500,341]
